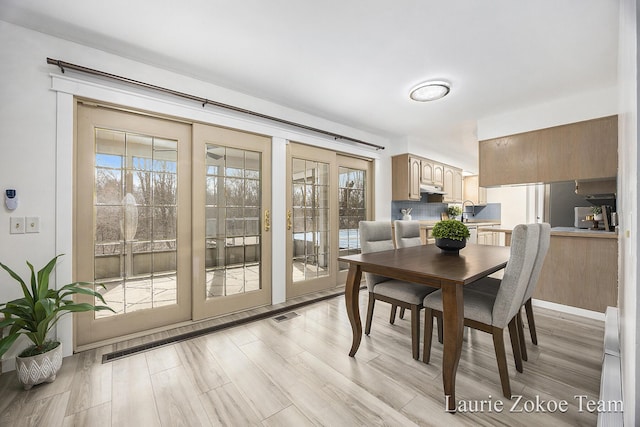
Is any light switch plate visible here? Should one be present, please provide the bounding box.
[10,217,25,234]
[26,216,40,233]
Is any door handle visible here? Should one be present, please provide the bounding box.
[264,209,270,232]
[287,210,292,230]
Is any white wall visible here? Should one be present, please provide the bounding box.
[0,20,393,368]
[476,86,618,140]
[618,0,639,424]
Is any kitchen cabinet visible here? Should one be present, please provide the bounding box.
[421,159,434,184]
[463,175,487,205]
[479,115,617,187]
[433,163,444,186]
[391,154,422,201]
[392,154,457,201]
[477,232,493,245]
[421,159,444,187]
[443,165,463,203]
[477,225,496,245]
[536,232,618,313]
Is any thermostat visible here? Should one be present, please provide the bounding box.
[5,189,18,210]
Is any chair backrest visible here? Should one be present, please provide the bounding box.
[394,220,422,248]
[359,221,395,291]
[491,224,540,328]
[522,223,551,302]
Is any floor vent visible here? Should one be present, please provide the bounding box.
[101,287,362,363]
[273,312,299,322]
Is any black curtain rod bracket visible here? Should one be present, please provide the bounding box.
[47,57,384,151]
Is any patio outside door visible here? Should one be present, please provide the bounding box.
[75,104,272,348]
[286,142,371,298]
[192,123,272,319]
[75,103,192,347]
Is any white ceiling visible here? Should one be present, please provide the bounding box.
[0,0,619,148]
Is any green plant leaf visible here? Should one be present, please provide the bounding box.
[59,283,108,304]
[37,255,61,300]
[27,261,38,303]
[0,261,34,306]
[0,334,20,358]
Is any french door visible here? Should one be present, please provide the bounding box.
[76,103,193,347]
[286,143,372,298]
[75,103,271,348]
[192,123,271,320]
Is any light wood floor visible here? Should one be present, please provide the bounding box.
[0,293,604,426]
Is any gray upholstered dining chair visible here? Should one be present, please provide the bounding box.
[422,223,540,398]
[393,220,422,320]
[393,220,423,249]
[466,223,551,361]
[392,220,444,344]
[360,221,438,360]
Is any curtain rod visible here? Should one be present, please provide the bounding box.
[46,58,385,151]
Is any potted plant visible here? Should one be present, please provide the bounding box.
[432,219,471,254]
[447,205,462,220]
[591,206,603,221]
[0,255,113,389]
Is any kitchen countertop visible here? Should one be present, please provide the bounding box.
[479,226,618,239]
[415,220,501,229]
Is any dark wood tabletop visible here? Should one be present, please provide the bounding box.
[338,243,511,287]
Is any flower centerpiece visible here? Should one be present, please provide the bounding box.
[432,219,471,254]
[0,255,113,389]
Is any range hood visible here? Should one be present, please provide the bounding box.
[419,184,447,195]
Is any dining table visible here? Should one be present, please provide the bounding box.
[339,243,511,412]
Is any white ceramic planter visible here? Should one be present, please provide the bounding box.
[15,342,63,390]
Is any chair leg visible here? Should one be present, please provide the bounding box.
[508,317,523,373]
[491,326,512,399]
[422,307,434,364]
[399,307,406,320]
[365,294,375,335]
[411,305,421,360]
[436,312,444,344]
[516,310,528,362]
[524,298,538,345]
[390,304,398,324]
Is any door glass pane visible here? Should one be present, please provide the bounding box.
[94,128,178,318]
[339,166,366,270]
[205,144,262,298]
[292,158,330,282]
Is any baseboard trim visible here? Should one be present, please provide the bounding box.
[531,299,606,321]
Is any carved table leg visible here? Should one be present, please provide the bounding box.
[345,264,363,357]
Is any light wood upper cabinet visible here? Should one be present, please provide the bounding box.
[421,159,434,184]
[442,165,463,203]
[409,156,421,200]
[392,154,422,201]
[433,163,444,186]
[479,115,617,187]
[463,175,487,205]
[479,133,537,186]
[392,154,460,201]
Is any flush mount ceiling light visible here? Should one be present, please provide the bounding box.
[409,80,451,102]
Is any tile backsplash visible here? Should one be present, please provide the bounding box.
[391,195,501,222]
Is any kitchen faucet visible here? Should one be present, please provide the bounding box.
[462,200,475,222]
